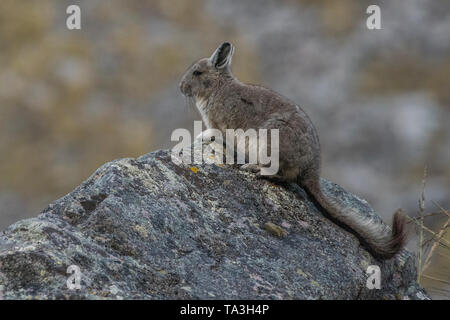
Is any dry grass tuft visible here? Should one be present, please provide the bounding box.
[403,166,450,297]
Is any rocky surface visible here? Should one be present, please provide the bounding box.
[0,142,430,299]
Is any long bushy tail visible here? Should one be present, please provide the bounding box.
[303,178,408,260]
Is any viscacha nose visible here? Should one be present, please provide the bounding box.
[180,81,191,96]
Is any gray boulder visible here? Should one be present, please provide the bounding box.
[0,142,429,299]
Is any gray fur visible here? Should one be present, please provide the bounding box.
[179,42,407,259]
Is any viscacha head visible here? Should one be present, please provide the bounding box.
[179,42,235,100]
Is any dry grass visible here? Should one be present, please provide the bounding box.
[404,167,450,298]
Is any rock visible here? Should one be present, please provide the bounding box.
[0,142,429,300]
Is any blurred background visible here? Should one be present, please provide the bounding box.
[0,0,448,298]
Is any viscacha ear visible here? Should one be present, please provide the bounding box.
[209,42,234,69]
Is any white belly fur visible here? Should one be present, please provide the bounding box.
[196,98,211,128]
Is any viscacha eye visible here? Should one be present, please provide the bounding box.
[193,70,203,76]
